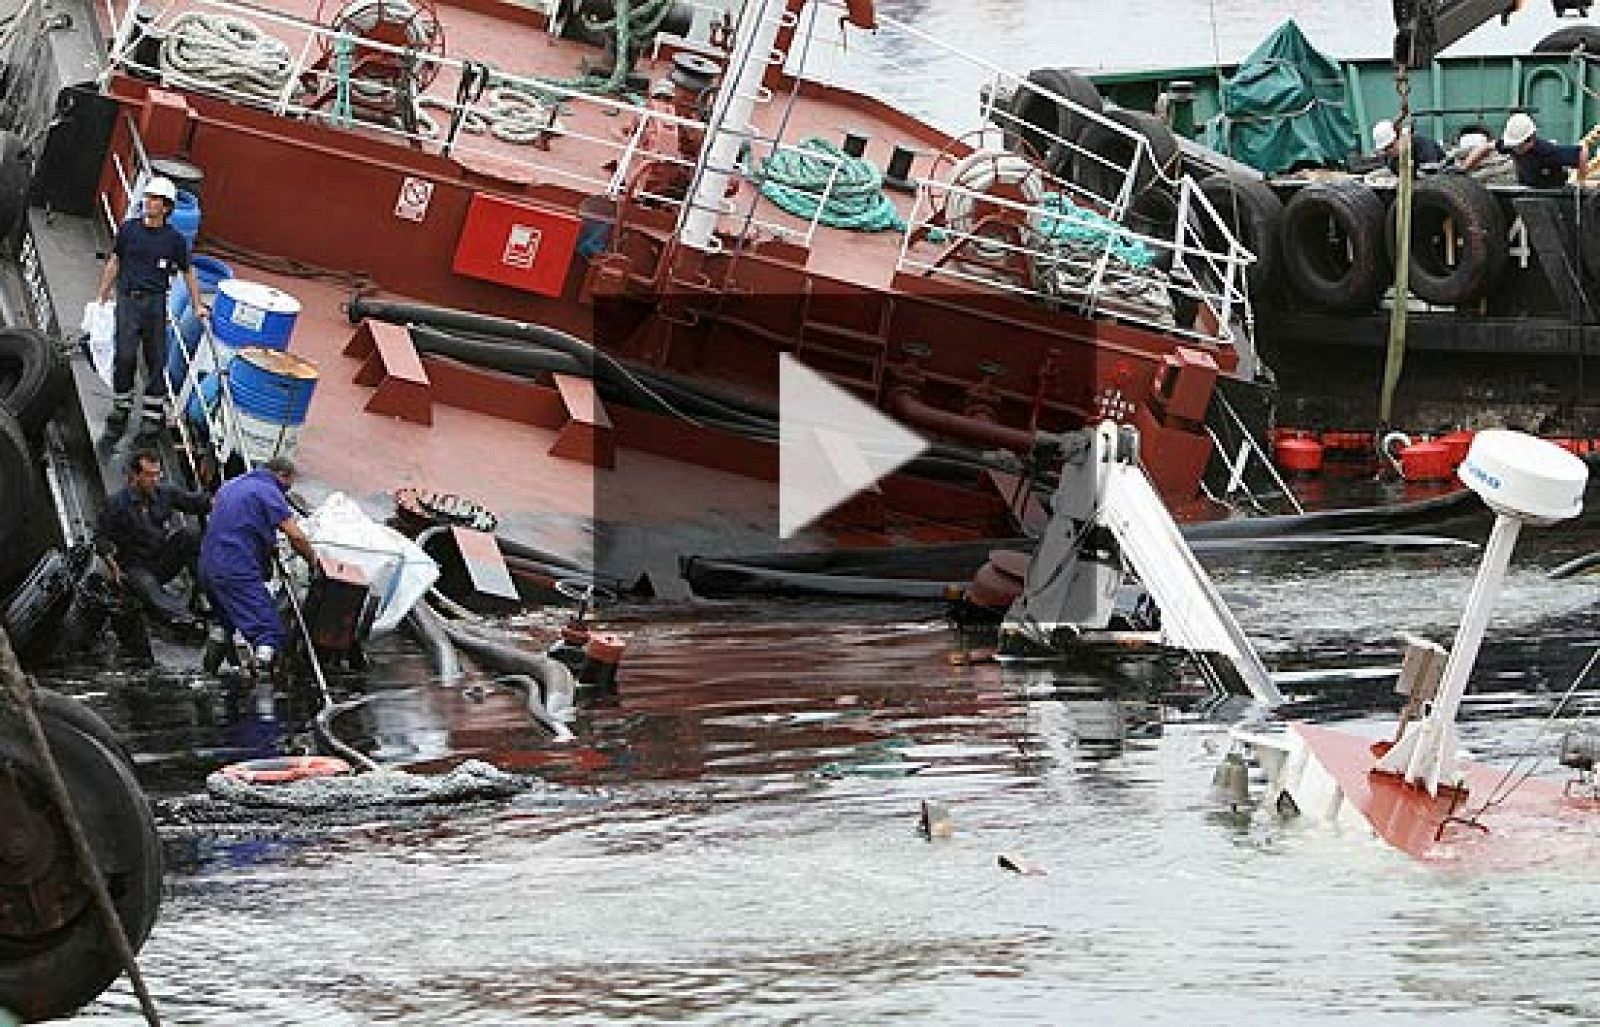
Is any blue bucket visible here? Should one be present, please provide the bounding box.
[226,347,319,462]
[166,256,234,388]
[169,189,201,249]
[212,280,300,354]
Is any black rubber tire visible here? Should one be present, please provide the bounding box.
[0,407,33,545]
[0,327,66,441]
[0,692,162,1022]
[1127,186,1178,271]
[1199,172,1284,300]
[1073,107,1180,203]
[0,131,27,242]
[1006,68,1103,177]
[1532,25,1600,55]
[1581,189,1600,287]
[3,547,92,667]
[1383,174,1508,307]
[1279,180,1391,312]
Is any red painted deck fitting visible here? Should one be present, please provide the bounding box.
[1293,723,1596,867]
[549,372,615,469]
[450,525,519,605]
[345,320,434,425]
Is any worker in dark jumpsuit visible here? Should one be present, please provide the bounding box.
[94,175,208,440]
[97,448,210,631]
[198,457,317,673]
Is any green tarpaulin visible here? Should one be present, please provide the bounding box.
[1201,20,1357,174]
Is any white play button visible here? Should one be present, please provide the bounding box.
[779,354,929,539]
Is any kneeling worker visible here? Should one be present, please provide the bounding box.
[198,457,317,673]
[1371,119,1445,173]
[97,448,211,630]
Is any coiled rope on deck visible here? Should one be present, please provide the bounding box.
[159,12,300,104]
[1037,192,1155,267]
[758,136,909,232]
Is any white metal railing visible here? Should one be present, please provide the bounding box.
[98,0,854,250]
[896,174,1253,352]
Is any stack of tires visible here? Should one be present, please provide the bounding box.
[1001,68,1515,315]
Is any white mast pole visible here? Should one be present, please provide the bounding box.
[677,0,789,253]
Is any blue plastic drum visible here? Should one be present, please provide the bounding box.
[166,255,234,389]
[226,347,319,463]
[212,280,301,355]
[169,189,201,249]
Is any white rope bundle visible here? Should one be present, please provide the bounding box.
[158,11,300,104]
[417,83,561,144]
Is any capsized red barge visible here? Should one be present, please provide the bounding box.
[18,0,1272,575]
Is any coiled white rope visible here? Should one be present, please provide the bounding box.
[158,11,300,104]
[417,83,561,144]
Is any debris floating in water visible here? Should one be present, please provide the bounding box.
[919,799,953,839]
[997,853,1045,876]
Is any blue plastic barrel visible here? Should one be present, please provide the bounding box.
[212,280,300,355]
[166,255,234,388]
[227,347,319,462]
[169,189,201,249]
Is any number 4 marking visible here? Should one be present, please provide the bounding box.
[1508,215,1531,270]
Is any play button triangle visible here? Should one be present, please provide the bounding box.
[778,354,929,539]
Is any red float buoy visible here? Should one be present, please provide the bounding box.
[1398,439,1454,482]
[1274,433,1324,474]
[1437,430,1474,469]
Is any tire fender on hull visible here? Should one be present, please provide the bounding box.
[1005,68,1103,177]
[1279,180,1390,312]
[1073,107,1180,205]
[0,327,67,440]
[1383,174,1507,307]
[1198,171,1284,301]
[0,690,162,1022]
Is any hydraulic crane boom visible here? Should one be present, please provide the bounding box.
[1394,0,1592,66]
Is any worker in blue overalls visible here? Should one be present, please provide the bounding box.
[198,457,317,674]
[94,175,208,440]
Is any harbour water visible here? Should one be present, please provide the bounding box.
[61,2,1600,1023]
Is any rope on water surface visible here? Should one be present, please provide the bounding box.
[757,136,910,232]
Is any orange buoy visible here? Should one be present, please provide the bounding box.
[219,755,352,785]
[1274,433,1324,474]
[1398,439,1454,482]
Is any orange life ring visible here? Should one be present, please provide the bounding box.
[219,755,353,785]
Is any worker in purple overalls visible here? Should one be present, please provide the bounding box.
[198,457,317,673]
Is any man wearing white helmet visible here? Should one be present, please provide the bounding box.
[93,175,208,441]
[1370,119,1444,174]
[1461,112,1587,188]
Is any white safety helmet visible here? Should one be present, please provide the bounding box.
[144,176,178,204]
[1371,119,1397,151]
[1503,112,1537,148]
[1457,131,1490,152]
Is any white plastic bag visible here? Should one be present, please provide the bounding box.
[80,300,116,386]
[300,492,440,635]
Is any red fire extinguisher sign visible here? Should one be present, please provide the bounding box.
[453,193,581,297]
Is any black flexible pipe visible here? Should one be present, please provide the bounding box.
[403,600,463,681]
[410,326,586,378]
[1550,551,1600,580]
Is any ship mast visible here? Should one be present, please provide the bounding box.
[676,0,789,252]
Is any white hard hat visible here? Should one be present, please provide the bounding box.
[1372,120,1397,151]
[1457,131,1489,151]
[144,176,177,203]
[1503,112,1537,148]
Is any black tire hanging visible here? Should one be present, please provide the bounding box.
[1383,174,1508,307]
[0,131,28,242]
[1006,68,1103,177]
[1073,107,1181,204]
[1127,185,1178,271]
[1580,189,1600,287]
[1532,25,1600,55]
[1279,181,1391,312]
[0,327,67,440]
[0,407,34,546]
[0,690,162,1022]
[1198,172,1284,300]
